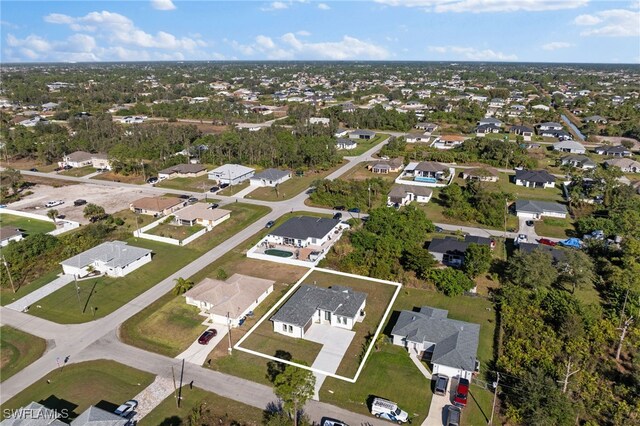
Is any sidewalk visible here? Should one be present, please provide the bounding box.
[6,274,74,312]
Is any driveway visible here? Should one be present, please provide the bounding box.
[5,274,74,312]
[423,377,454,426]
[517,217,539,243]
[176,327,229,365]
[304,323,355,400]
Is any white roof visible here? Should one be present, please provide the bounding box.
[60,241,151,269]
[208,164,255,179]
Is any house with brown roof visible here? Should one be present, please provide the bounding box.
[369,158,404,174]
[59,151,111,170]
[130,196,185,216]
[431,134,464,150]
[184,274,275,327]
[158,164,207,180]
[173,203,231,228]
[462,167,499,182]
[387,184,433,207]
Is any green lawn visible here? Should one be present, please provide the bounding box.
[534,217,574,238]
[0,326,47,382]
[494,172,565,202]
[419,198,519,231]
[0,213,56,235]
[339,134,389,156]
[338,161,400,183]
[146,222,204,240]
[320,345,432,424]
[464,384,494,426]
[241,321,323,367]
[59,166,96,177]
[0,270,60,306]
[140,386,264,426]
[29,203,270,323]
[155,174,212,193]
[0,360,154,422]
[217,181,250,196]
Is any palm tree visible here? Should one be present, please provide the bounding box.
[173,277,194,295]
[47,209,59,221]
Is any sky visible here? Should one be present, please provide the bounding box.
[1,0,639,64]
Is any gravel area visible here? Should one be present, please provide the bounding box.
[8,183,158,223]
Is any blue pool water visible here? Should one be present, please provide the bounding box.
[415,176,438,183]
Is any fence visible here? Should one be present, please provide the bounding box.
[132,214,210,246]
[0,208,80,235]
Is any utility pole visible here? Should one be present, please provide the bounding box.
[558,357,580,393]
[368,184,371,210]
[2,255,16,293]
[171,365,179,408]
[489,372,500,425]
[616,317,634,361]
[227,312,233,354]
[140,160,146,183]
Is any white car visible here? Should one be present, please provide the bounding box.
[514,234,528,246]
[44,200,64,208]
[115,400,138,418]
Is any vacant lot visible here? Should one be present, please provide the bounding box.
[6,182,159,224]
[0,326,47,382]
[419,197,519,231]
[0,360,154,422]
[140,386,263,426]
[0,213,56,234]
[0,270,62,307]
[59,166,96,177]
[339,161,400,183]
[340,134,389,156]
[146,222,204,240]
[92,171,146,185]
[155,174,212,193]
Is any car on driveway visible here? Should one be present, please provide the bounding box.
[348,207,360,213]
[178,194,189,199]
[29,168,38,172]
[188,197,198,204]
[333,212,342,220]
[45,200,64,208]
[434,374,449,396]
[538,238,557,247]
[219,183,229,189]
[208,203,219,209]
[198,329,217,345]
[209,186,220,193]
[334,205,345,211]
[446,405,461,426]
[453,378,470,407]
[514,234,528,246]
[265,220,275,228]
[147,177,158,184]
[114,400,138,418]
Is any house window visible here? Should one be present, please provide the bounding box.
[282,323,287,332]
[283,237,295,245]
[288,325,293,333]
[325,311,331,321]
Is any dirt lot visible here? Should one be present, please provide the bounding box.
[8,182,159,223]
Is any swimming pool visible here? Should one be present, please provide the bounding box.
[265,249,293,258]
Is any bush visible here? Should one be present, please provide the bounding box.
[428,268,475,296]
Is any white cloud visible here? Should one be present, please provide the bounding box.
[428,45,517,61]
[574,9,640,37]
[375,0,588,13]
[317,3,331,10]
[229,40,255,55]
[150,0,176,10]
[255,35,276,49]
[296,30,311,36]
[261,1,289,11]
[541,41,573,50]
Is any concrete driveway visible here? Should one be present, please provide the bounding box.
[304,323,355,399]
[518,217,539,243]
[176,326,229,365]
[423,376,454,426]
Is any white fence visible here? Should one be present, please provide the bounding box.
[246,237,336,268]
[0,208,80,235]
[394,167,455,188]
[133,214,210,246]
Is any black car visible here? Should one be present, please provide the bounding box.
[188,197,198,204]
[219,183,229,189]
[146,177,158,184]
[265,220,275,228]
[74,199,87,206]
[334,205,345,211]
[209,203,219,209]
[178,194,189,199]
[209,186,220,192]
[29,168,38,172]
[434,375,449,396]
[63,165,73,170]
[348,207,360,213]
[333,212,342,220]
[526,220,534,227]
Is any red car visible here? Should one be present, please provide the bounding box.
[453,378,470,408]
[197,329,217,345]
[538,238,558,247]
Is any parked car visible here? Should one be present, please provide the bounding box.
[219,183,229,189]
[265,220,275,228]
[146,177,158,184]
[333,212,342,220]
[525,220,534,227]
[63,165,73,170]
[453,378,470,407]
[114,400,138,418]
[348,207,360,213]
[434,374,449,396]
[54,167,62,172]
[209,186,220,192]
[208,203,219,209]
[446,405,461,426]
[74,199,87,206]
[435,226,444,233]
[321,418,348,426]
[188,197,198,204]
[334,205,345,211]
[29,168,38,172]
[197,329,217,345]
[178,194,189,199]
[514,234,528,246]
[538,238,557,247]
[44,200,64,208]
[370,398,409,424]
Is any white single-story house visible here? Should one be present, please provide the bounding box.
[391,306,480,381]
[531,104,550,111]
[184,274,275,327]
[173,204,231,228]
[560,154,596,170]
[478,117,502,127]
[405,133,429,143]
[462,167,499,182]
[369,158,404,174]
[427,235,494,267]
[538,122,563,131]
[0,227,24,247]
[271,284,367,338]
[249,169,291,187]
[60,241,152,278]
[208,164,255,185]
[309,117,330,126]
[553,140,586,154]
[130,196,185,216]
[59,151,111,170]
[515,199,568,219]
[510,125,534,141]
[604,158,640,173]
[514,169,556,189]
[431,135,464,150]
[349,129,376,140]
[158,164,207,180]
[594,145,633,157]
[387,184,433,207]
[407,161,452,183]
[336,138,358,150]
[265,216,343,248]
[334,128,349,138]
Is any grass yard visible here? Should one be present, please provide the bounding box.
[320,345,431,424]
[0,360,154,422]
[146,222,204,240]
[217,181,250,196]
[494,172,564,202]
[0,270,61,306]
[534,217,574,238]
[139,386,264,426]
[91,172,146,185]
[155,174,212,193]
[338,161,400,183]
[0,213,56,235]
[0,326,47,382]
[245,161,347,202]
[463,384,494,426]
[340,134,389,156]
[420,198,519,231]
[59,166,96,177]
[29,203,270,324]
[0,159,58,173]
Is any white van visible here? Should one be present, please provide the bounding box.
[371,398,409,424]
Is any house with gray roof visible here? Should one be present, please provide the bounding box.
[594,145,632,157]
[515,199,567,219]
[391,306,480,380]
[335,138,358,150]
[553,140,586,154]
[349,129,376,140]
[560,154,596,170]
[0,227,24,247]
[514,169,556,189]
[427,235,494,267]
[387,184,432,207]
[70,406,127,426]
[249,168,291,187]
[0,401,67,426]
[60,241,152,278]
[265,216,343,249]
[271,284,367,338]
[604,158,640,173]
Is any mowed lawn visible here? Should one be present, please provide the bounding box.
[59,166,96,177]
[339,134,389,157]
[320,345,431,424]
[29,203,270,323]
[338,161,400,183]
[155,174,212,193]
[0,326,47,382]
[140,386,264,426]
[0,270,61,306]
[0,360,154,422]
[146,222,204,240]
[534,216,574,238]
[0,213,56,235]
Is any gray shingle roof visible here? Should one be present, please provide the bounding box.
[0,402,67,426]
[60,241,152,270]
[515,199,567,215]
[0,227,23,241]
[519,242,566,262]
[428,237,470,256]
[252,168,289,181]
[271,284,367,327]
[350,129,376,136]
[391,307,480,373]
[269,216,341,240]
[415,161,448,173]
[70,406,127,426]
[514,169,556,184]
